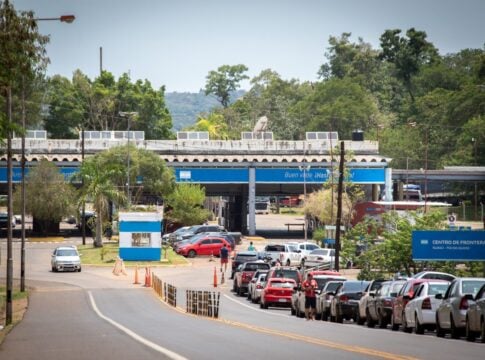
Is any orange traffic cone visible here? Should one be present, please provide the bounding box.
[133,265,140,284]
[213,267,218,288]
[144,267,152,287]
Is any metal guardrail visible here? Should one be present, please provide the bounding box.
[151,274,220,318]
[186,290,220,318]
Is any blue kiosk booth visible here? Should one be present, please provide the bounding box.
[119,212,162,261]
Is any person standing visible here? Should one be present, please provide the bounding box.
[220,244,229,272]
[247,241,256,251]
[302,273,318,320]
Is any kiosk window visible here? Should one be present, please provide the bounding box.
[132,233,151,247]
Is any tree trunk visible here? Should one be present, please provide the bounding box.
[94,212,103,247]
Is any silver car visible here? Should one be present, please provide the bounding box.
[51,246,82,272]
[248,272,267,304]
[436,277,485,338]
[317,280,346,321]
[465,283,485,342]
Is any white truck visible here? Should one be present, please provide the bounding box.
[262,243,302,267]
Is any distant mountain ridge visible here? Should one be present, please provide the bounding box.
[165,90,245,131]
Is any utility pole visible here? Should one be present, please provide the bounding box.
[335,141,345,272]
[6,86,13,325]
[81,126,86,245]
[100,46,103,75]
[20,77,26,292]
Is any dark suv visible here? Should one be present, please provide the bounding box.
[231,251,259,279]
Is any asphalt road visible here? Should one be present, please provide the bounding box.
[0,235,484,359]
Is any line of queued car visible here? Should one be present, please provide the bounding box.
[231,261,485,343]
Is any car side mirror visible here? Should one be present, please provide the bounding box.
[464,294,474,301]
[435,293,443,300]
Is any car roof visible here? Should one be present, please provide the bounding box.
[236,251,258,256]
[55,246,78,251]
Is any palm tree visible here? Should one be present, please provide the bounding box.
[77,157,125,247]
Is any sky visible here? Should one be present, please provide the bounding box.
[11,0,485,93]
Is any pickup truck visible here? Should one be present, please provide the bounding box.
[233,262,271,296]
[261,243,302,267]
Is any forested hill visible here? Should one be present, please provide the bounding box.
[165,90,245,130]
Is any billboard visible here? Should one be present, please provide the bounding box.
[412,230,485,261]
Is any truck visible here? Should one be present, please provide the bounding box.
[262,243,302,267]
[233,261,271,296]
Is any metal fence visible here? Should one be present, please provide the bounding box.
[186,290,220,318]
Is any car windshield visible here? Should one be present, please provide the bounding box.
[272,269,299,282]
[269,280,294,288]
[305,244,319,251]
[325,282,343,292]
[462,280,485,296]
[246,263,270,271]
[57,249,78,256]
[379,283,392,296]
[427,283,449,295]
[391,281,406,294]
[266,245,285,252]
[174,226,190,234]
[342,281,368,292]
[288,245,298,252]
[370,280,385,291]
[258,275,267,281]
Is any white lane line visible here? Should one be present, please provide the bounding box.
[87,291,187,360]
[223,294,290,318]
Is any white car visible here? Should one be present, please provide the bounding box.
[436,277,485,338]
[51,246,81,272]
[303,248,335,269]
[292,274,346,319]
[317,280,346,321]
[412,271,456,282]
[295,242,321,258]
[403,281,449,334]
[356,279,387,325]
[466,283,485,342]
[248,271,268,304]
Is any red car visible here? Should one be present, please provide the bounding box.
[260,278,296,309]
[176,235,231,258]
[391,278,431,331]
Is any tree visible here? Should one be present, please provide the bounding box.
[14,159,76,235]
[184,112,230,139]
[380,28,438,101]
[205,64,249,108]
[44,70,174,139]
[77,156,125,247]
[165,183,210,226]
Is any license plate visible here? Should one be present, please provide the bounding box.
[278,298,288,302]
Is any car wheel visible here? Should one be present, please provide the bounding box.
[315,311,322,320]
[402,312,412,333]
[436,314,445,338]
[78,268,82,273]
[378,311,387,329]
[415,314,424,335]
[286,259,291,266]
[52,266,57,272]
[480,318,485,343]
[233,280,239,293]
[450,315,461,339]
[391,313,399,331]
[330,314,335,322]
[247,291,252,301]
[237,286,244,297]
[187,250,196,258]
[291,305,296,316]
[466,316,476,342]
[262,301,268,309]
[322,310,328,321]
[366,309,375,328]
[260,301,264,309]
[356,310,365,325]
[336,308,343,323]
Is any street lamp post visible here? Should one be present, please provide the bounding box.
[299,164,311,241]
[119,112,138,207]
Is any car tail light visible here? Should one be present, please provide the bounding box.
[340,295,349,303]
[242,273,252,281]
[383,299,392,307]
[256,284,263,289]
[459,296,469,310]
[421,297,432,310]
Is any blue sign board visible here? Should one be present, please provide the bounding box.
[412,230,485,261]
[0,167,79,183]
[175,167,386,184]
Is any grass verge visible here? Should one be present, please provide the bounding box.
[78,243,189,266]
[0,287,29,344]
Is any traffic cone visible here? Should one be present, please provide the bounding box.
[144,267,152,287]
[213,267,218,288]
[133,265,140,284]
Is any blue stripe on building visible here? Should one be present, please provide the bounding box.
[119,221,161,233]
[119,247,161,261]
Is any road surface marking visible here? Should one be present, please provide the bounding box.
[88,291,188,360]
[223,293,289,317]
[155,292,417,360]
